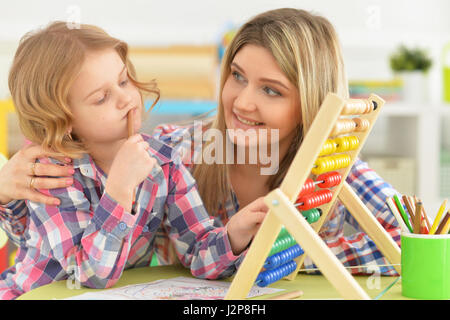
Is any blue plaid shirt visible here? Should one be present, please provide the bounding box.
[152,121,402,276]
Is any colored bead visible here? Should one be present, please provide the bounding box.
[301,208,322,223]
[277,227,289,239]
[330,118,356,136]
[354,118,370,132]
[295,189,333,210]
[342,99,374,115]
[319,139,337,156]
[317,171,342,188]
[264,245,304,270]
[298,178,315,197]
[256,260,297,287]
[269,233,297,256]
[312,154,351,174]
[334,136,359,153]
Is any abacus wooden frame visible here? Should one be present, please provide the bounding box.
[225,93,401,300]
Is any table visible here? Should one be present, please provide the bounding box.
[18,265,407,300]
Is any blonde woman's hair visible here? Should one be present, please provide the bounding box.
[192,8,349,215]
[8,21,159,158]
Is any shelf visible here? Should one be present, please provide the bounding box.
[362,100,443,214]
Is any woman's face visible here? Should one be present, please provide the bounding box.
[222,44,301,153]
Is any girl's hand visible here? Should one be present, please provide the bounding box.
[105,134,156,211]
[226,197,269,255]
[0,144,74,206]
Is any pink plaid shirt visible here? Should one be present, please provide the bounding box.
[0,134,242,299]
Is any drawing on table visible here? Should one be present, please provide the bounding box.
[66,277,283,300]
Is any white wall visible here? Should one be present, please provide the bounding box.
[1,0,450,99]
[1,0,450,44]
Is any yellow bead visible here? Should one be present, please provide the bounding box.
[319,139,337,156]
[312,154,350,174]
[334,136,360,153]
[334,137,350,153]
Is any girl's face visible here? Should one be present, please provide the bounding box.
[68,49,142,145]
[222,44,301,150]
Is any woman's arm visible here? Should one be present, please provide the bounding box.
[0,144,74,245]
[164,160,266,280]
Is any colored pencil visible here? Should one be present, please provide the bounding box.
[430,199,447,235]
[393,195,413,233]
[414,202,423,234]
[267,290,304,300]
[127,110,136,205]
[440,217,450,234]
[127,109,134,137]
[421,206,431,231]
[436,211,450,235]
[414,196,430,232]
[402,195,415,222]
[386,197,411,233]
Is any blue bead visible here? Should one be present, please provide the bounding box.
[264,245,304,270]
[256,260,297,287]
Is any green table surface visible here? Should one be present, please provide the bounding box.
[18,264,407,300]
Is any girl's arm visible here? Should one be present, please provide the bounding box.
[164,160,246,280]
[1,135,155,299]
[41,135,154,287]
[0,200,28,247]
[0,185,137,299]
[305,158,401,276]
[35,177,138,286]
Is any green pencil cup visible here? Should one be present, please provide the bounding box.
[401,233,450,300]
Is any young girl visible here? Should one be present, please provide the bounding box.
[0,21,266,299]
[1,8,401,279]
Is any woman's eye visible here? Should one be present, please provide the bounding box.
[232,71,245,83]
[120,79,129,87]
[263,86,282,97]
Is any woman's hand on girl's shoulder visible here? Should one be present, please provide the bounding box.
[0,144,74,206]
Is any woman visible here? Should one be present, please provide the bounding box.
[1,8,401,275]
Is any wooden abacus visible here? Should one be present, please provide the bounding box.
[225,93,401,300]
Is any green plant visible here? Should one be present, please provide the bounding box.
[389,45,432,73]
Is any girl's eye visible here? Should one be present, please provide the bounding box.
[120,78,129,87]
[263,86,282,97]
[232,71,246,83]
[96,93,108,105]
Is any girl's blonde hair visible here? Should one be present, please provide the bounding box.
[192,8,349,214]
[8,21,159,158]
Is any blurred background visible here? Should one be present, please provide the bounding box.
[1,0,450,268]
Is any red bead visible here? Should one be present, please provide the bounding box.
[297,178,315,198]
[317,171,342,188]
[295,189,333,210]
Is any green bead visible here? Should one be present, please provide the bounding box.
[301,208,321,223]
